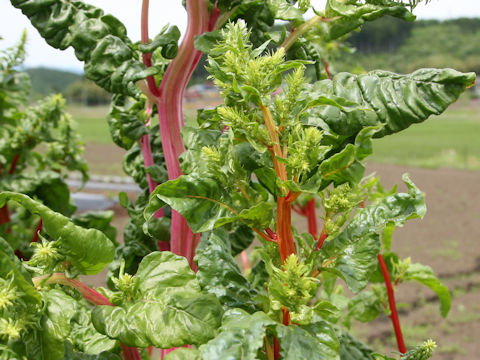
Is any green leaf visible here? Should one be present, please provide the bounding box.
[0,237,41,305]
[10,0,156,97]
[325,0,415,41]
[323,175,426,292]
[135,252,200,298]
[0,192,115,275]
[195,230,257,312]
[137,25,180,59]
[338,331,375,360]
[37,289,78,360]
[164,348,202,360]
[72,210,117,244]
[404,263,451,317]
[145,174,273,233]
[320,144,364,187]
[1,172,76,216]
[63,341,122,360]
[92,252,223,348]
[199,309,276,360]
[310,69,475,139]
[276,321,339,360]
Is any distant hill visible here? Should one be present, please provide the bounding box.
[25,67,82,98]
[337,17,480,75]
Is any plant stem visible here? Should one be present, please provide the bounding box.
[9,154,20,174]
[32,273,142,360]
[304,198,318,239]
[315,213,328,251]
[156,0,212,268]
[280,16,322,51]
[377,254,407,354]
[31,219,43,243]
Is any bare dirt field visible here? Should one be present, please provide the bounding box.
[80,142,480,359]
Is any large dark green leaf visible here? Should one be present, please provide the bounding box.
[195,230,257,312]
[92,252,223,348]
[10,0,160,97]
[199,309,276,360]
[404,263,451,317]
[307,69,475,139]
[322,175,426,292]
[0,192,115,274]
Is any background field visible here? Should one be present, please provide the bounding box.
[69,98,480,177]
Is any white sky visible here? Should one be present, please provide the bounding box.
[0,0,479,72]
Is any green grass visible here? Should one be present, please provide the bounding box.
[69,103,480,171]
[369,106,480,170]
[68,105,112,144]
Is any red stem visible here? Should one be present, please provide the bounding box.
[273,337,281,360]
[305,198,318,239]
[9,154,20,174]
[377,254,407,354]
[315,213,328,251]
[156,0,213,268]
[276,196,296,263]
[31,219,43,243]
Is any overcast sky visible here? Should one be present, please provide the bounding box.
[1,0,479,72]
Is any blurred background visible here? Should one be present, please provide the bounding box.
[1,1,480,359]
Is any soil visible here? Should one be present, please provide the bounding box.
[79,147,480,359]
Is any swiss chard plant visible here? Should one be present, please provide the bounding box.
[2,0,476,359]
[0,32,114,262]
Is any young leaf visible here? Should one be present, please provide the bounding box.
[322,175,426,292]
[164,348,202,360]
[0,192,115,275]
[404,263,451,317]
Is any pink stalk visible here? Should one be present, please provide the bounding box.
[140,0,164,221]
[32,273,141,360]
[156,0,214,268]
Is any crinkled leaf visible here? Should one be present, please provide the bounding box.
[0,192,115,274]
[404,263,451,317]
[93,252,223,348]
[323,175,426,292]
[10,0,156,97]
[135,252,200,298]
[309,69,475,140]
[92,292,222,348]
[137,25,180,58]
[325,0,415,41]
[164,348,202,360]
[276,321,339,360]
[195,230,257,312]
[199,309,276,360]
